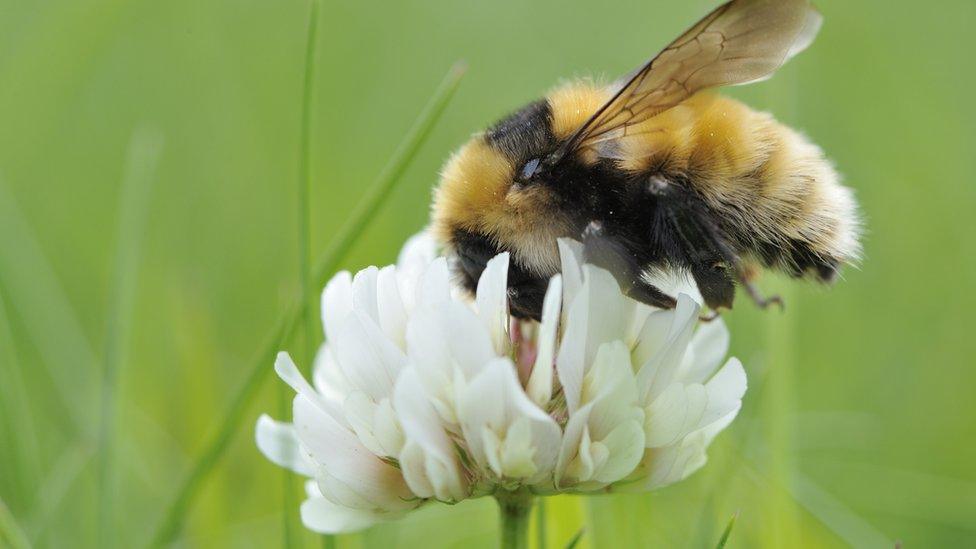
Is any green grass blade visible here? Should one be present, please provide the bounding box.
[564,528,584,549]
[26,446,93,544]
[0,285,42,516]
[715,512,738,549]
[289,1,322,546]
[0,496,31,549]
[0,180,99,438]
[311,60,467,288]
[791,473,892,547]
[739,461,894,548]
[148,62,465,548]
[298,0,322,367]
[96,129,163,549]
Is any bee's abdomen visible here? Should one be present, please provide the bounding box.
[620,93,862,280]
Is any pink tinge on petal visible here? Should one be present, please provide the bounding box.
[511,320,538,385]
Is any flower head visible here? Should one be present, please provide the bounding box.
[256,232,746,533]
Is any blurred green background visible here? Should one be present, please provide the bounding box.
[1,0,974,547]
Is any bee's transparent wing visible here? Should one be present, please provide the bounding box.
[558,0,822,156]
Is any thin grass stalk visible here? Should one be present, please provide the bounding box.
[96,129,163,549]
[791,473,892,546]
[148,62,465,548]
[311,61,467,289]
[715,512,738,549]
[283,1,323,546]
[736,459,894,547]
[298,0,322,369]
[0,287,42,514]
[0,180,98,438]
[26,446,93,544]
[0,178,158,546]
[564,528,584,549]
[0,496,30,549]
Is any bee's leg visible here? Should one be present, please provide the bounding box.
[732,259,783,310]
[650,175,783,312]
[689,227,784,311]
[690,261,735,312]
[704,242,784,311]
[699,310,722,322]
[628,278,679,310]
[507,278,548,321]
[740,279,785,310]
[581,221,678,310]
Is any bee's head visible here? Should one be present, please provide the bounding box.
[431,83,610,318]
[431,133,565,318]
[431,101,569,318]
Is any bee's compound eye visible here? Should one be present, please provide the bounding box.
[519,158,541,181]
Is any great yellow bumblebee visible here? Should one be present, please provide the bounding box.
[432,0,861,320]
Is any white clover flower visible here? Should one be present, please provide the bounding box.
[256,232,746,534]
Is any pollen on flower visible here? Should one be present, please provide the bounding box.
[255,231,746,534]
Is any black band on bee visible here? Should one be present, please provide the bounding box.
[484,100,556,168]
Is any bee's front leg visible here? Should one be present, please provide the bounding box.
[580,220,677,310]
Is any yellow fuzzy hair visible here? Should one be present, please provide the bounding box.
[432,139,571,274]
[579,82,861,264]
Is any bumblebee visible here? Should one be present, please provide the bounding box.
[432,0,861,320]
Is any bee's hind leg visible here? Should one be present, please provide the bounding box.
[739,277,785,311]
[690,261,735,312]
[651,175,784,313]
[732,261,784,310]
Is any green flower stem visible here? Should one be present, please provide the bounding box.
[496,492,534,549]
[535,497,547,549]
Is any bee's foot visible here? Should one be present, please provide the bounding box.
[757,294,785,311]
[699,310,721,322]
[741,280,785,312]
